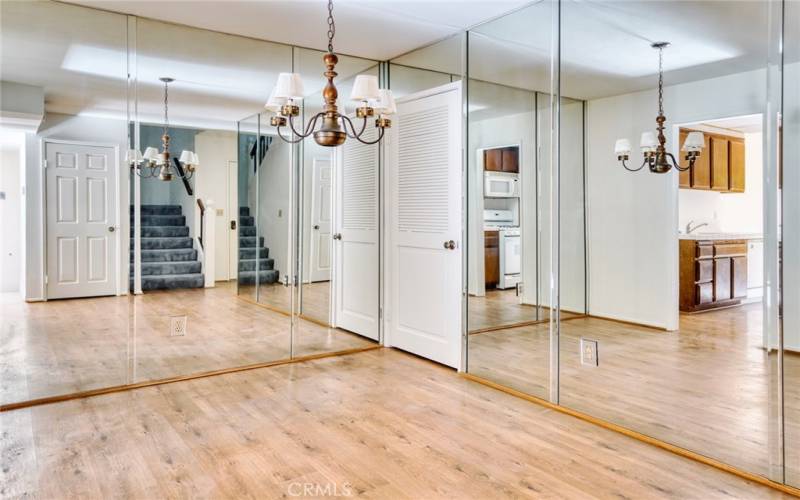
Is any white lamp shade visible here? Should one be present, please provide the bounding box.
[179,150,194,165]
[614,138,632,155]
[126,149,143,163]
[640,132,658,149]
[143,147,159,161]
[264,89,287,112]
[374,89,397,115]
[191,152,199,165]
[273,73,305,100]
[682,131,705,151]
[350,75,380,101]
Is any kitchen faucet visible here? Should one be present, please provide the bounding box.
[686,220,709,234]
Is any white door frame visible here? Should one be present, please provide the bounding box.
[382,81,464,370]
[41,139,123,299]
[227,159,238,280]
[308,156,332,283]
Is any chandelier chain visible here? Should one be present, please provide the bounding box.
[327,0,335,53]
[163,79,169,137]
[657,46,664,116]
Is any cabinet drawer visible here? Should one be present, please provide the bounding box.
[696,244,713,258]
[714,242,747,257]
[484,231,499,247]
[696,260,713,282]
[696,282,714,304]
[714,257,732,301]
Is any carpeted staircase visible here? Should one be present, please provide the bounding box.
[129,205,204,291]
[237,206,279,286]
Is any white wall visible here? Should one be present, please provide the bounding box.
[194,130,237,281]
[255,139,291,283]
[678,132,763,234]
[0,147,22,292]
[586,68,767,329]
[24,112,129,300]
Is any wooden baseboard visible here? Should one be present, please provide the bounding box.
[462,373,800,497]
[469,315,587,335]
[586,314,670,331]
[1,345,381,412]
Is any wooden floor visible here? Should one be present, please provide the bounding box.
[467,289,580,333]
[468,302,795,482]
[1,348,789,499]
[0,282,374,407]
[237,280,331,325]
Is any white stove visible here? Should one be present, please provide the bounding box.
[483,210,521,290]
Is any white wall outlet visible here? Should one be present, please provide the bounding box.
[170,315,187,337]
[580,338,599,366]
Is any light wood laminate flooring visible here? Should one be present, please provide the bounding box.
[468,289,580,333]
[1,348,789,499]
[0,282,374,406]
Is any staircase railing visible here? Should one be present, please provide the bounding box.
[194,198,216,288]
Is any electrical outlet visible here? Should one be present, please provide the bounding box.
[170,315,187,337]
[580,338,599,366]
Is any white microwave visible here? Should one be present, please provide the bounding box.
[484,172,520,198]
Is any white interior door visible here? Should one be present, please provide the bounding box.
[386,82,463,368]
[334,126,380,340]
[309,158,332,282]
[46,141,118,299]
[227,159,238,280]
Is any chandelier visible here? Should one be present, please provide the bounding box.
[127,77,199,181]
[265,0,395,147]
[614,42,705,173]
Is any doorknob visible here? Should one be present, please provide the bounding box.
[332,233,342,240]
[443,240,455,250]
[230,220,237,230]
[108,226,115,233]
[313,225,320,230]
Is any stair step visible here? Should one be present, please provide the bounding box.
[239,236,264,248]
[131,215,186,227]
[130,205,182,215]
[239,247,268,259]
[135,249,198,262]
[131,226,189,238]
[132,237,193,250]
[239,215,254,227]
[239,226,256,237]
[131,273,204,291]
[133,261,202,276]
[239,207,250,216]
[237,270,279,286]
[238,258,274,272]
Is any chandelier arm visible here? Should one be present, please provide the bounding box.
[670,152,692,172]
[352,125,386,146]
[340,115,370,140]
[621,157,647,172]
[287,113,315,139]
[304,112,325,136]
[275,125,308,144]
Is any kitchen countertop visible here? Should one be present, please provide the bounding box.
[679,232,763,241]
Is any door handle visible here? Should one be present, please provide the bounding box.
[282,274,290,287]
[443,240,455,250]
[313,225,320,230]
[108,226,115,233]
[332,233,342,240]
[230,220,237,230]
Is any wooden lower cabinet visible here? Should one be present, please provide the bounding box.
[485,230,499,288]
[680,239,748,312]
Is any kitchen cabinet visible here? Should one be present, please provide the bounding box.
[710,137,729,191]
[484,230,499,288]
[483,146,519,173]
[679,239,748,312]
[678,128,744,193]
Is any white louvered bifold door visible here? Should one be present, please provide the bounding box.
[334,125,379,340]
[386,82,462,368]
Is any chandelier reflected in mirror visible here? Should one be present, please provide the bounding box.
[265,0,395,147]
[615,42,705,174]
[128,77,200,181]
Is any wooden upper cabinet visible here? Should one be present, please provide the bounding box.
[691,134,712,189]
[678,130,691,188]
[710,136,730,191]
[729,140,745,192]
[484,149,503,172]
[484,146,520,173]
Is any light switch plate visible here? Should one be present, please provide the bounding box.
[580,338,599,366]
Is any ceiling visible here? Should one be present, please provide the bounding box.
[60,0,530,61]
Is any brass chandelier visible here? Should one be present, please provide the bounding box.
[128,77,199,181]
[265,0,395,147]
[615,42,705,173]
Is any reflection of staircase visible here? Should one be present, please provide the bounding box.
[237,207,279,286]
[129,205,204,291]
